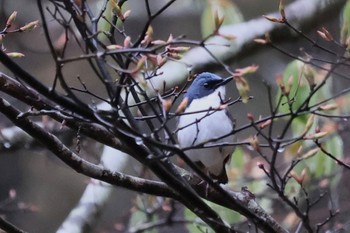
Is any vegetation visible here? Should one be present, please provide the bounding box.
[0,0,350,232]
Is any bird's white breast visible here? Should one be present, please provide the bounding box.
[177,87,235,175]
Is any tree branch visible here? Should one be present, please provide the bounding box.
[0,216,27,233]
[0,96,288,233]
[140,0,346,96]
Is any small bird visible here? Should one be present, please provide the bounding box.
[177,72,235,184]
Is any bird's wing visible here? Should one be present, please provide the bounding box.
[209,153,231,184]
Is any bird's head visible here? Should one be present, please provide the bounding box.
[186,72,232,102]
[176,72,233,113]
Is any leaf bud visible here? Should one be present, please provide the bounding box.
[6,11,17,27]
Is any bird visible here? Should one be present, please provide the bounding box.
[177,72,235,184]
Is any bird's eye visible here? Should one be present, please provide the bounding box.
[203,82,209,88]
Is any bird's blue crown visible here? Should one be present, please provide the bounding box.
[185,72,230,104]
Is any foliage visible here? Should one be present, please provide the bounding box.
[201,0,243,37]
[0,0,349,233]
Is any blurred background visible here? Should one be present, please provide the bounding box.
[0,0,345,232]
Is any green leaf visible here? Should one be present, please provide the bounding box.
[128,210,158,233]
[319,134,343,177]
[200,0,243,37]
[277,60,310,114]
[341,0,350,44]
[97,1,130,41]
[184,201,242,233]
[211,202,242,224]
[128,210,147,229]
[128,196,158,233]
[230,146,244,171]
[226,146,245,186]
[338,93,350,114]
[284,176,301,196]
[290,133,343,184]
[184,208,213,233]
[276,60,316,136]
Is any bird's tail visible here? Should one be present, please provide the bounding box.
[210,167,228,184]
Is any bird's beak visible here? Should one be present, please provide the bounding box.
[214,77,233,88]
